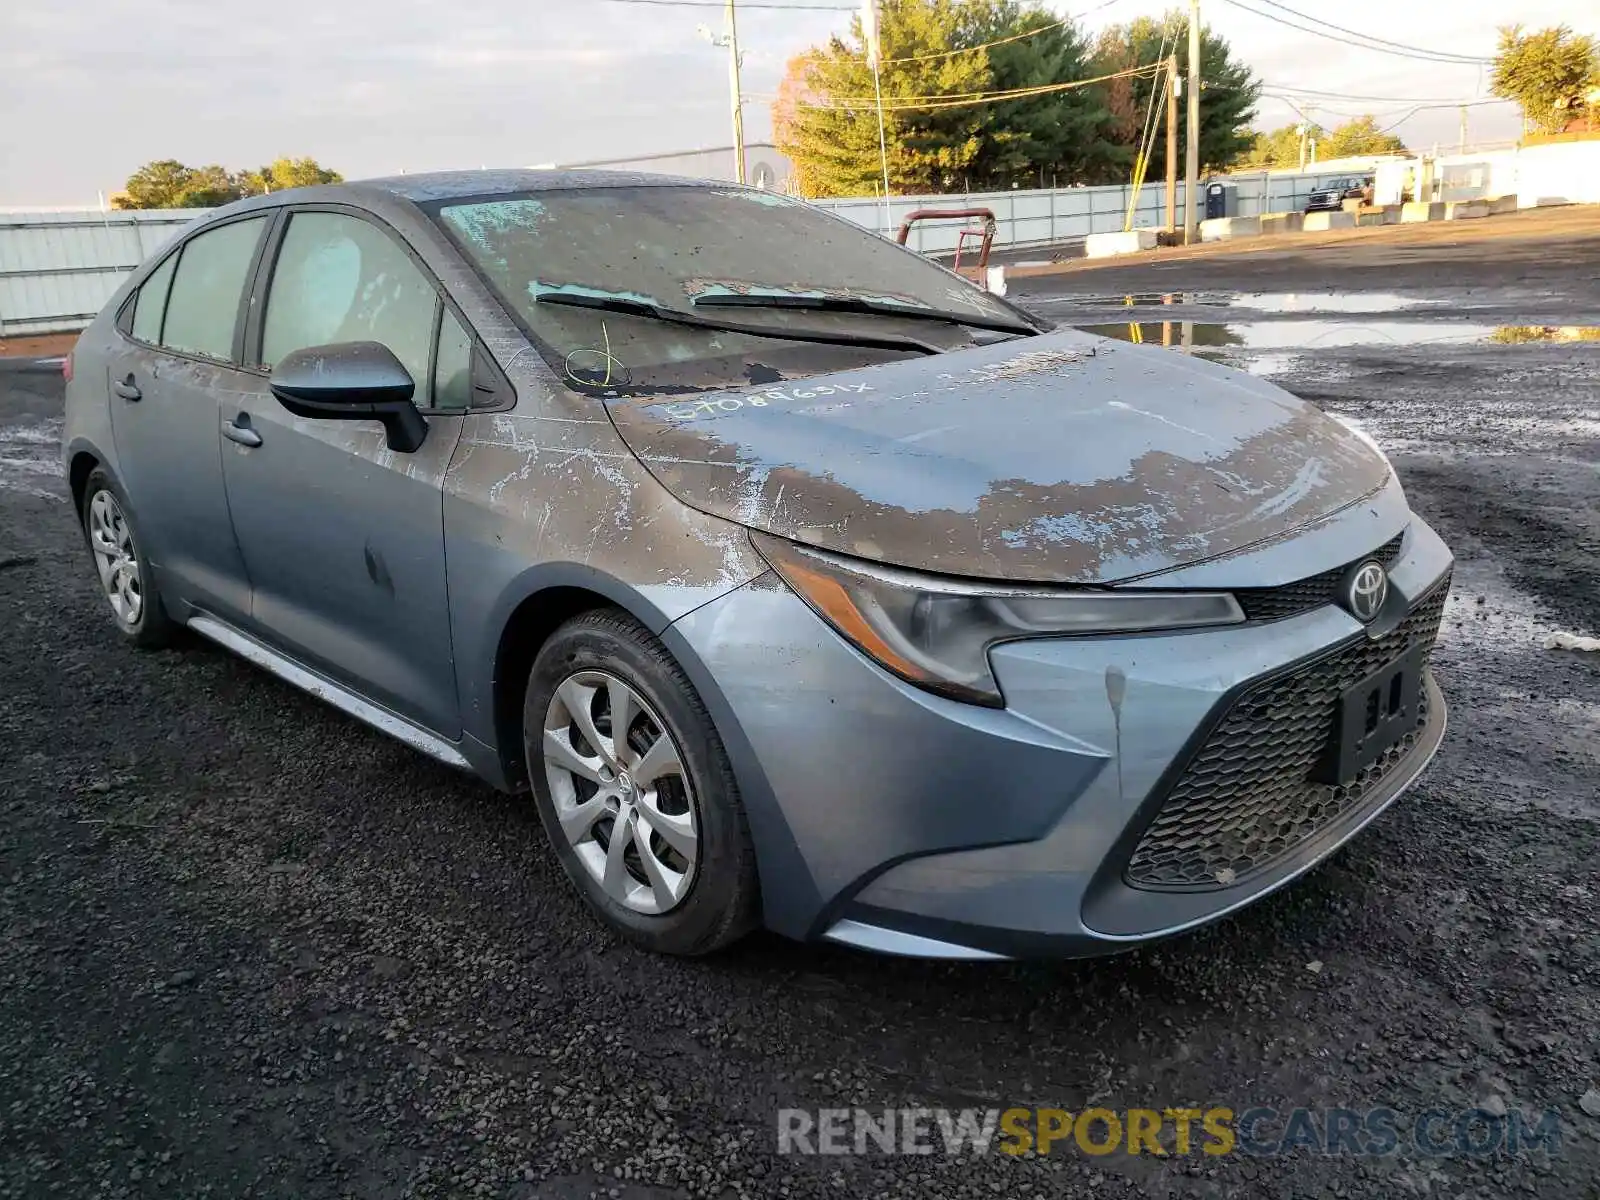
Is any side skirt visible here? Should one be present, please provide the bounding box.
[186,614,472,771]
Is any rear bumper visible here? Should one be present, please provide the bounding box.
[665,517,1455,959]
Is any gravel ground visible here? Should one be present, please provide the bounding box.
[2,222,1598,1198]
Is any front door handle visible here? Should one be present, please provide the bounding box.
[112,375,141,402]
[223,415,263,449]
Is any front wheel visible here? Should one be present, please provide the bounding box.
[524,610,759,955]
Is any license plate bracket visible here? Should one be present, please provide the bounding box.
[1324,645,1426,784]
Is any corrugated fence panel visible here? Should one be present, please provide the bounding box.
[0,209,202,336]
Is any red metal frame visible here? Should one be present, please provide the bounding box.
[895,208,998,278]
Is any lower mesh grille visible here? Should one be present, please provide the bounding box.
[1124,577,1451,891]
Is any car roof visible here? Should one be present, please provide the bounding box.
[193,169,727,224]
[347,168,712,201]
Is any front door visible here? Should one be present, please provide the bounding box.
[107,214,270,621]
[218,208,466,737]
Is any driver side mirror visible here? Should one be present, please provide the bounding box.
[269,341,429,453]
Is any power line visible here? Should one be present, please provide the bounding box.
[1248,0,1491,64]
[883,15,1073,65]
[1264,83,1499,103]
[1373,97,1510,134]
[1261,92,1509,124]
[1218,0,1493,65]
[754,63,1162,112]
[823,0,1126,65]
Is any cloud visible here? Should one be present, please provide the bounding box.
[0,0,1563,204]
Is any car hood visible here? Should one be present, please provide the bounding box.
[605,328,1391,584]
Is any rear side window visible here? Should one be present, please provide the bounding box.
[262,211,438,405]
[131,254,177,344]
[162,217,267,361]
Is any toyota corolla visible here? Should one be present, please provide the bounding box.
[62,171,1452,959]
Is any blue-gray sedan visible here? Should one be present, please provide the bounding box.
[62,171,1452,959]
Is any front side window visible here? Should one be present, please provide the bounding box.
[262,211,438,406]
[428,186,1033,399]
[131,253,178,344]
[161,217,267,361]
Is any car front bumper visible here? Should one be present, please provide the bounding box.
[664,516,1454,959]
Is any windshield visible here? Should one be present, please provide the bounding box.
[427,185,1033,399]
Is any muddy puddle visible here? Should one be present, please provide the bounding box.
[1039,291,1428,313]
[1081,320,1600,352]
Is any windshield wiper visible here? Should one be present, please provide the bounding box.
[691,292,1039,338]
[533,291,944,355]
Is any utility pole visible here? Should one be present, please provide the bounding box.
[1183,0,1201,243]
[698,2,747,184]
[863,0,893,236]
[1459,105,1468,153]
[726,0,747,184]
[1165,55,1178,234]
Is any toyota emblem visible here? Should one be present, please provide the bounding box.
[1343,561,1389,623]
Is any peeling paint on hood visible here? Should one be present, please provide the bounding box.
[603,327,1392,585]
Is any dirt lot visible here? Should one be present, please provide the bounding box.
[2,214,1598,1198]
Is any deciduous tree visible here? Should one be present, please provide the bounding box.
[1321,116,1406,159]
[114,157,343,209]
[1238,122,1322,169]
[1491,25,1598,135]
[236,157,344,196]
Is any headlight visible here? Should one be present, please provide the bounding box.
[752,533,1245,707]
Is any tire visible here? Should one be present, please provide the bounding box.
[524,609,759,955]
[80,468,179,649]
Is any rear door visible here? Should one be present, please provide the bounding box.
[107,214,272,620]
[218,206,468,736]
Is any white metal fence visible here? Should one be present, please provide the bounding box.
[0,210,202,337]
[0,176,1346,335]
[811,170,1363,253]
[3,140,1594,337]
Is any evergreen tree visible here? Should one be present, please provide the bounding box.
[1093,12,1260,178]
[773,1,993,198]
[962,2,1117,189]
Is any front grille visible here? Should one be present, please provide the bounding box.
[1234,533,1406,623]
[1124,577,1450,891]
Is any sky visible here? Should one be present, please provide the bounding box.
[0,0,1589,205]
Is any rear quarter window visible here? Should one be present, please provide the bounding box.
[131,253,178,344]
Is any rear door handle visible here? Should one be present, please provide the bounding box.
[113,375,141,402]
[223,415,263,449]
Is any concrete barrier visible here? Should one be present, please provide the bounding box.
[1083,229,1159,258]
[1302,211,1356,231]
[1198,215,1262,241]
[1357,210,1388,227]
[1446,200,1489,220]
[1401,201,1445,222]
[1487,194,1518,215]
[1260,212,1303,235]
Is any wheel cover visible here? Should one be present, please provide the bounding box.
[542,669,699,915]
[87,490,143,626]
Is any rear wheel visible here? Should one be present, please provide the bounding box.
[524,610,758,955]
[81,469,177,648]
